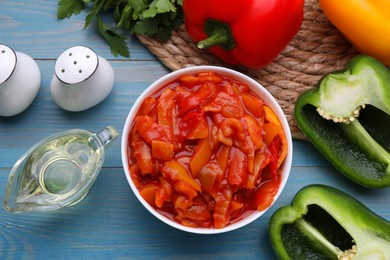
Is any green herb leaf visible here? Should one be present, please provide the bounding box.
[116,2,134,30]
[84,0,105,28]
[132,19,159,36]
[129,0,148,20]
[97,18,129,57]
[57,0,183,57]
[156,0,177,13]
[57,0,86,19]
[141,0,176,19]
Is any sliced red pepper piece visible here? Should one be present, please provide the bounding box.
[216,144,230,172]
[178,72,222,89]
[221,118,246,140]
[197,161,221,192]
[177,196,212,221]
[209,124,219,150]
[128,164,142,189]
[213,187,233,229]
[174,195,213,228]
[157,88,176,144]
[178,74,200,86]
[175,86,202,116]
[134,115,169,144]
[139,183,158,206]
[228,200,244,215]
[151,139,174,161]
[235,135,255,174]
[174,194,193,212]
[173,181,199,200]
[155,177,173,208]
[197,72,224,84]
[138,96,156,116]
[247,150,271,189]
[244,115,264,150]
[201,91,240,112]
[227,146,249,187]
[217,129,233,146]
[217,118,246,146]
[220,104,243,119]
[196,81,217,100]
[178,109,204,141]
[186,116,209,140]
[131,131,154,175]
[268,135,282,180]
[255,178,281,211]
[162,160,201,199]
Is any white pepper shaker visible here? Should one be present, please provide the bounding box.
[0,44,41,117]
[50,46,115,112]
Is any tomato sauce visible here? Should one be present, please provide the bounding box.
[127,72,287,229]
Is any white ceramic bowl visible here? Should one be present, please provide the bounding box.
[121,66,293,234]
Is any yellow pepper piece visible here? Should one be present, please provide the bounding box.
[264,105,288,168]
[189,137,212,178]
[320,0,390,66]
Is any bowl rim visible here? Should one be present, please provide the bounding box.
[121,65,293,234]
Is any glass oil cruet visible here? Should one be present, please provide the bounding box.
[3,126,118,213]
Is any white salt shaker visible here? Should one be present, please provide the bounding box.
[50,46,114,112]
[0,44,41,117]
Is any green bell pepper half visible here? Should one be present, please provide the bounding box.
[269,184,390,259]
[294,55,390,188]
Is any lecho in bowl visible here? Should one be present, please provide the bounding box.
[121,66,292,234]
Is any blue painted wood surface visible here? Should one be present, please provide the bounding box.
[1,1,389,259]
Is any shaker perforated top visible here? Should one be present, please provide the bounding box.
[54,46,99,85]
[0,45,17,85]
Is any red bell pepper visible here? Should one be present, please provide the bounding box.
[183,0,304,68]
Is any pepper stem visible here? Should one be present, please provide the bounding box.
[197,19,235,51]
[198,31,231,49]
[294,219,342,258]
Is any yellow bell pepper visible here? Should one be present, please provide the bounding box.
[320,0,390,66]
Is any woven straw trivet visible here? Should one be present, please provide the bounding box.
[136,0,358,140]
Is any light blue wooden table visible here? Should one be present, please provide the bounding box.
[1,1,389,259]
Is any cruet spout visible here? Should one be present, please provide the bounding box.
[97,126,118,149]
[3,126,118,213]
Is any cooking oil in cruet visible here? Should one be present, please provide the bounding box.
[3,126,118,212]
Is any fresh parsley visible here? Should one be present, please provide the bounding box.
[57,0,183,58]
[57,0,86,19]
